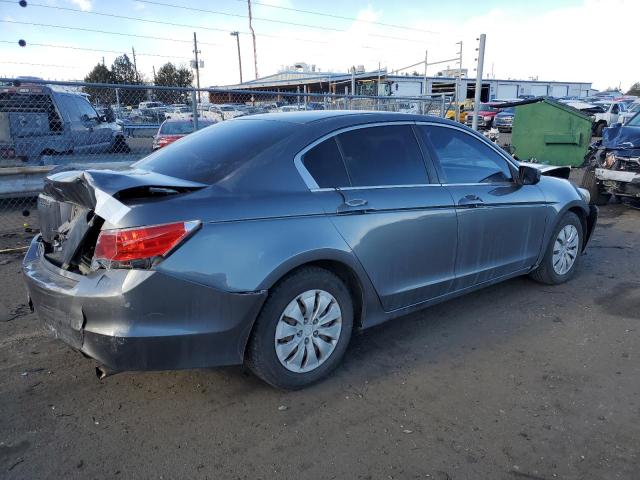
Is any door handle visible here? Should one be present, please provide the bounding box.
[344,198,368,207]
[458,194,484,208]
[337,198,369,214]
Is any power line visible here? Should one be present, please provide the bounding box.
[229,0,439,34]
[135,0,427,43]
[9,1,329,45]
[0,40,192,59]
[2,0,424,45]
[0,20,220,46]
[0,60,79,68]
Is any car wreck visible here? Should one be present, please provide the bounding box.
[582,112,640,205]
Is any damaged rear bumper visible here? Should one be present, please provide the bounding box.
[22,235,267,372]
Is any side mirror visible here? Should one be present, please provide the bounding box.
[518,165,541,185]
[80,113,90,122]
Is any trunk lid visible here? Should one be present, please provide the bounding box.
[38,168,206,273]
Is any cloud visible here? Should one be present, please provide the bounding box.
[69,0,92,12]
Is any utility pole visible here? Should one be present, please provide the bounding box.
[351,66,356,96]
[455,41,462,121]
[131,46,138,82]
[102,56,105,66]
[230,31,243,83]
[152,65,156,83]
[423,50,428,93]
[471,34,486,131]
[247,0,259,79]
[193,32,201,103]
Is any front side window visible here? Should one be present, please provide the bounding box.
[418,125,513,184]
[302,137,350,188]
[335,125,428,187]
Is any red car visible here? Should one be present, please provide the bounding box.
[152,118,215,150]
[465,103,502,129]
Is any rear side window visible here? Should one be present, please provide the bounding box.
[302,138,350,188]
[418,126,513,184]
[335,125,428,187]
[135,119,296,184]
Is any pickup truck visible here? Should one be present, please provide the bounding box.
[0,83,128,163]
[591,101,627,136]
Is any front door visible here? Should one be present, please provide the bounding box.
[299,123,458,312]
[416,124,549,290]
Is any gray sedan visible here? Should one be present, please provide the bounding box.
[23,111,597,389]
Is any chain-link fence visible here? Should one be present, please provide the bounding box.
[0,77,452,238]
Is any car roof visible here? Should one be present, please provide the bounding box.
[234,110,451,125]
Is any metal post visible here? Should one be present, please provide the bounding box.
[344,86,349,109]
[131,47,138,82]
[303,85,308,108]
[440,93,445,117]
[377,61,381,111]
[115,88,121,112]
[423,50,428,114]
[193,32,201,104]
[351,66,356,96]
[230,31,243,84]
[191,89,198,130]
[247,0,259,79]
[471,34,486,131]
[455,41,462,122]
[296,86,300,108]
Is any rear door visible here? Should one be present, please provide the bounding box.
[416,123,548,290]
[298,123,458,311]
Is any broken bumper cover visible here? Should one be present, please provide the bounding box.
[22,235,267,372]
[595,168,640,197]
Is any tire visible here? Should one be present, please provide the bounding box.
[110,136,131,154]
[580,168,610,206]
[529,212,583,285]
[594,122,606,137]
[246,266,354,390]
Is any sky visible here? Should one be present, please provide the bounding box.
[0,0,638,91]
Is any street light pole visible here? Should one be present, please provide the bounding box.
[230,31,243,84]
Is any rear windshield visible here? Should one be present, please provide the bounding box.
[134,119,296,184]
[159,121,213,134]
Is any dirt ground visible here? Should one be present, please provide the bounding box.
[0,204,638,480]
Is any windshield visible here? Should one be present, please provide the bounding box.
[500,107,515,114]
[629,103,640,113]
[627,112,640,127]
[136,119,296,184]
[479,104,498,112]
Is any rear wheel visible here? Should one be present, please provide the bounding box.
[530,212,583,285]
[246,267,353,390]
[110,136,130,154]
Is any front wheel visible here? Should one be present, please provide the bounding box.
[246,267,353,390]
[581,168,610,206]
[530,212,583,285]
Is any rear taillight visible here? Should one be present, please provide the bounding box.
[93,221,200,269]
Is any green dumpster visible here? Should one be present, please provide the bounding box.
[510,98,592,167]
